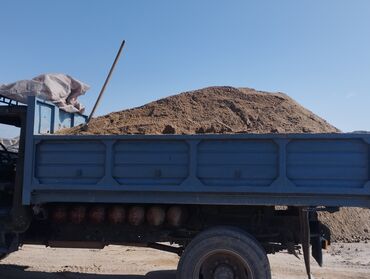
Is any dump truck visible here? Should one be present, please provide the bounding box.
[1,94,369,279]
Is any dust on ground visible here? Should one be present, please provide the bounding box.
[0,244,369,279]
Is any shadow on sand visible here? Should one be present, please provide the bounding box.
[0,264,177,279]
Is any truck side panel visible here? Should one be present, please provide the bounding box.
[23,133,370,208]
[28,97,87,135]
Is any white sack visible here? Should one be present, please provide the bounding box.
[0,74,90,113]
[0,137,19,152]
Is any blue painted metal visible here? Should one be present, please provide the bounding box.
[28,96,87,134]
[22,97,370,208]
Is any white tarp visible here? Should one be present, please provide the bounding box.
[0,74,90,113]
[0,137,19,152]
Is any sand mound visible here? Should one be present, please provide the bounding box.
[319,208,370,242]
[60,86,370,242]
[61,86,338,135]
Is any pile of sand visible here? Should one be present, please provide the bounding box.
[60,86,370,242]
[319,208,370,242]
[61,86,338,135]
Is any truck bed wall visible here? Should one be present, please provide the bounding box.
[22,97,370,208]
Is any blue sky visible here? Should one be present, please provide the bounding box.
[1,0,370,137]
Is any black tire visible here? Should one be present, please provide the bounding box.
[177,226,271,279]
[0,232,18,261]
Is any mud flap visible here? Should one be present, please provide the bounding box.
[299,207,311,279]
[310,218,323,267]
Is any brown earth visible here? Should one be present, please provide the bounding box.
[61,86,338,135]
[318,208,370,242]
[60,86,370,242]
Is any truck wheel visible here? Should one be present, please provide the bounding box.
[177,226,271,279]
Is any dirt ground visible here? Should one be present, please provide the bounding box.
[0,243,369,279]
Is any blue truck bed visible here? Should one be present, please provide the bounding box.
[22,97,370,208]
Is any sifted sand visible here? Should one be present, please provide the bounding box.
[60,86,338,135]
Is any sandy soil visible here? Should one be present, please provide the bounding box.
[319,208,370,242]
[60,86,338,135]
[0,243,369,279]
